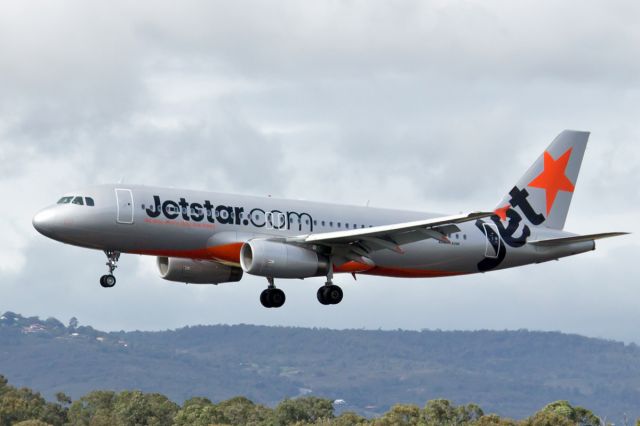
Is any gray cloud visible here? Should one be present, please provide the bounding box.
[0,0,638,341]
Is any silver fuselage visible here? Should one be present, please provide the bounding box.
[32,184,593,279]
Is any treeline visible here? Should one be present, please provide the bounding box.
[1,374,627,426]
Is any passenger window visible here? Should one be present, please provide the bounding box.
[72,196,84,205]
[57,196,73,204]
[321,221,325,226]
[329,221,333,227]
[85,197,95,206]
[463,234,467,240]
[337,222,341,228]
[345,223,349,228]
[361,225,365,228]
[313,220,317,226]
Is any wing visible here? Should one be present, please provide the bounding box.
[284,211,493,265]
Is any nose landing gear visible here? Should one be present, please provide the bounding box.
[100,250,120,288]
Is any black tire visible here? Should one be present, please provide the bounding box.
[99,275,107,287]
[260,289,272,308]
[317,286,331,305]
[328,285,343,304]
[269,289,286,308]
[103,274,116,288]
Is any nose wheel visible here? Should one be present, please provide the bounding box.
[100,274,116,288]
[100,250,120,288]
[260,277,286,308]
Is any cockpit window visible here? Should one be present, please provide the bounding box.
[85,197,95,206]
[57,196,73,204]
[72,196,84,205]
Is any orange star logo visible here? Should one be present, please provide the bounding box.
[528,148,575,215]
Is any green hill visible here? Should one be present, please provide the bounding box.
[1,311,639,421]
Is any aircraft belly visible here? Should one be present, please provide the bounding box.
[366,239,482,277]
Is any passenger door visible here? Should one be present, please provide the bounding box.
[115,188,134,224]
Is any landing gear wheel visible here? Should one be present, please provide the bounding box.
[100,274,116,288]
[317,284,343,305]
[327,285,343,304]
[260,281,286,309]
[268,289,286,308]
[317,286,331,305]
[260,289,272,308]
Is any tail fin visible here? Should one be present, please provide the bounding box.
[495,130,589,230]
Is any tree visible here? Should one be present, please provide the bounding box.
[217,396,271,425]
[113,391,178,426]
[68,317,79,330]
[474,414,519,426]
[528,401,602,426]
[376,403,421,425]
[67,390,117,426]
[173,403,223,426]
[331,411,368,425]
[273,397,334,425]
[423,399,456,425]
[54,393,71,407]
[0,385,66,426]
[523,410,575,426]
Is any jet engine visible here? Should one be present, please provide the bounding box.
[157,257,243,284]
[240,240,329,279]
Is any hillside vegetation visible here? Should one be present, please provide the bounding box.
[0,374,619,425]
[2,311,640,422]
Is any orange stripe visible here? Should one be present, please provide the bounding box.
[133,243,243,264]
[334,261,374,273]
[132,246,464,278]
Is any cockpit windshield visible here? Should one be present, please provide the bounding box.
[57,196,95,206]
[57,196,73,204]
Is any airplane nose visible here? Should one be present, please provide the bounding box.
[32,208,58,237]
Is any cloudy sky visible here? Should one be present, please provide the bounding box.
[1,0,638,342]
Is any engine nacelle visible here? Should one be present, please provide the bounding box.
[240,240,329,279]
[157,257,243,284]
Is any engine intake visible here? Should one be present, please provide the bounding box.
[157,257,243,284]
[240,240,329,279]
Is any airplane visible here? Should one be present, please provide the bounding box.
[32,130,628,308]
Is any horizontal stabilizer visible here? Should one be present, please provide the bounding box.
[528,232,629,247]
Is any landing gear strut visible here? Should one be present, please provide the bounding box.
[260,277,286,308]
[317,263,343,305]
[100,250,120,288]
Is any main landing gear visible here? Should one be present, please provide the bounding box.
[317,266,343,305]
[99,250,120,288]
[260,277,286,308]
[258,264,344,308]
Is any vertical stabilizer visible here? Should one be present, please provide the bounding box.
[495,130,589,230]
